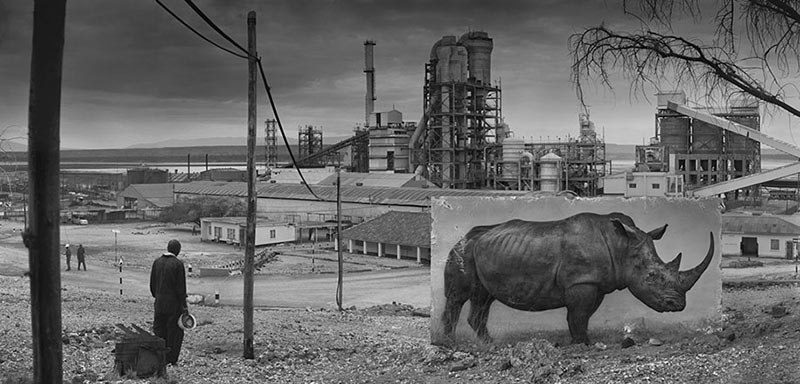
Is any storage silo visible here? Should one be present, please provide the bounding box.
[539,152,562,193]
[458,31,493,85]
[692,121,722,154]
[659,116,690,154]
[501,138,524,178]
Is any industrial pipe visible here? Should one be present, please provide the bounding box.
[518,151,535,191]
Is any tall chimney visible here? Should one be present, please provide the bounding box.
[364,40,376,127]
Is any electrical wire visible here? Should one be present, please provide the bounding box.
[157,0,345,310]
[257,60,330,201]
[154,0,249,59]
[157,0,336,203]
[176,0,331,201]
[183,0,250,55]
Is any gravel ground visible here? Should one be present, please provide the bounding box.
[1,275,799,383]
[2,220,800,383]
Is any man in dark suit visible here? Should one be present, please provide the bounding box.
[149,239,188,365]
[76,244,86,271]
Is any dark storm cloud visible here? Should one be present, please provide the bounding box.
[2,0,688,148]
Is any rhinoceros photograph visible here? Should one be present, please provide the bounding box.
[432,197,721,346]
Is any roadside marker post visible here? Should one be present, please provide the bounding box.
[112,229,121,295]
[118,257,124,295]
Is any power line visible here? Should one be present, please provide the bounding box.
[158,0,331,202]
[181,0,329,200]
[257,61,329,201]
[154,0,248,59]
[183,0,249,55]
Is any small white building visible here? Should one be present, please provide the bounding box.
[340,211,431,263]
[601,172,684,197]
[200,217,295,246]
[721,214,800,258]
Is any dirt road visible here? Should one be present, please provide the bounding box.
[3,219,797,311]
[0,219,430,309]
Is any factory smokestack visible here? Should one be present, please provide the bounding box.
[364,40,376,127]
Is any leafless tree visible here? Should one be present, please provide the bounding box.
[0,125,26,197]
[571,0,800,117]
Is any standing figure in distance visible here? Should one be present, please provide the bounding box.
[149,239,189,365]
[64,244,71,271]
[77,244,86,271]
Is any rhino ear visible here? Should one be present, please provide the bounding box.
[647,224,668,240]
[611,218,638,239]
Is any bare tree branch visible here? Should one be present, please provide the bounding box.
[572,0,800,120]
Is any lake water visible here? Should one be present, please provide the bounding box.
[7,158,795,178]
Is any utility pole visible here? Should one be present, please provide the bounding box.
[243,10,257,360]
[28,0,67,382]
[336,167,343,310]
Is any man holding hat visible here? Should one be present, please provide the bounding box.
[149,239,189,365]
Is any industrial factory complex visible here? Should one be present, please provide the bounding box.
[40,31,800,260]
[263,31,797,205]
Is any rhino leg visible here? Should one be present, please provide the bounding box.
[467,282,495,343]
[443,240,472,340]
[564,284,604,345]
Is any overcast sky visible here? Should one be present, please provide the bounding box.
[2,0,799,149]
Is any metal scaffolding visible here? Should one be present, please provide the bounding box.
[297,125,324,167]
[264,119,277,171]
[419,62,502,189]
[652,103,761,199]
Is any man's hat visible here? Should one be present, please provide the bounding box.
[178,313,196,331]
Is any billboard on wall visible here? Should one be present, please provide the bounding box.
[430,196,722,345]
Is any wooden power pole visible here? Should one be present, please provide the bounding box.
[28,0,67,382]
[243,10,257,360]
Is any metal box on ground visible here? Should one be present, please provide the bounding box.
[113,324,167,378]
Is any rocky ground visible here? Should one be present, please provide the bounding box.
[1,275,799,383]
[2,219,800,383]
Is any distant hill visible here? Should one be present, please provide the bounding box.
[1,141,27,152]
[2,139,638,165]
[605,143,636,161]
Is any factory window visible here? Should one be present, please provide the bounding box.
[628,183,637,189]
[771,239,780,250]
[652,183,660,189]
[270,229,276,239]
[226,228,236,240]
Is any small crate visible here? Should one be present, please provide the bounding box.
[113,324,167,378]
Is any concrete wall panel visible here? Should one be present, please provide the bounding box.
[430,196,722,345]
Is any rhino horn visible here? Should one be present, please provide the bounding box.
[665,253,682,273]
[678,232,715,292]
[647,224,668,240]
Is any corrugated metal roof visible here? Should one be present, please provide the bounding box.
[127,183,175,197]
[722,214,800,235]
[123,183,176,208]
[267,169,337,185]
[317,172,432,188]
[174,181,526,207]
[341,211,431,248]
[200,216,291,227]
